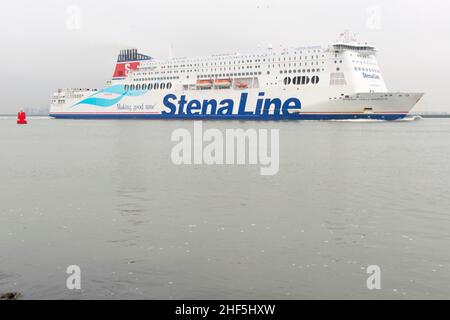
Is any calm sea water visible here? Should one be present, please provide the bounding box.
[1,117,450,300]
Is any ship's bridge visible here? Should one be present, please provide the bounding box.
[331,42,377,55]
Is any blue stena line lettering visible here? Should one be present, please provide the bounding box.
[362,72,380,80]
[162,92,301,117]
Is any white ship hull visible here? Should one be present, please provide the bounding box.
[50,87,423,120]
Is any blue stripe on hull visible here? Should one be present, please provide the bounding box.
[49,113,408,121]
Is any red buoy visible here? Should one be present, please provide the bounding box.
[17,110,27,125]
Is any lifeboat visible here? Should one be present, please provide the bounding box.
[235,81,248,89]
[196,80,213,89]
[214,79,232,88]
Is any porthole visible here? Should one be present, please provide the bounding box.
[142,84,147,90]
[311,76,320,84]
[136,84,141,90]
[160,83,166,90]
[148,83,152,90]
[124,85,129,91]
[301,76,310,85]
[283,77,291,85]
[130,84,135,91]
[154,83,160,90]
[293,76,301,85]
[166,82,172,89]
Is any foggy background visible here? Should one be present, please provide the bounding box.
[0,0,448,113]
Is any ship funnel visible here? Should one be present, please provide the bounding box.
[113,48,154,79]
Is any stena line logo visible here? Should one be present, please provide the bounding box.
[362,72,380,80]
[162,92,301,117]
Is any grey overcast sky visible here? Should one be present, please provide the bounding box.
[0,0,449,113]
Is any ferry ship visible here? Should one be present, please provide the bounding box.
[49,35,424,121]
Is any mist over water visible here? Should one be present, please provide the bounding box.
[1,118,450,299]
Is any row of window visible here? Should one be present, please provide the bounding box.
[135,61,325,77]
[198,72,262,79]
[149,54,327,70]
[283,76,320,85]
[135,53,339,77]
[280,68,325,74]
[355,67,380,73]
[353,59,377,66]
[133,64,331,80]
[124,82,173,91]
[134,76,179,82]
[355,54,375,59]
